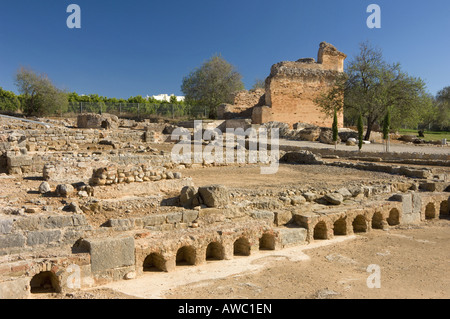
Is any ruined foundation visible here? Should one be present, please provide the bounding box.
[0,115,449,299]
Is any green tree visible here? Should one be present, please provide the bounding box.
[347,42,431,139]
[181,54,244,119]
[382,108,391,152]
[0,87,21,112]
[435,86,450,130]
[357,112,364,151]
[318,41,431,138]
[15,67,68,116]
[332,107,338,150]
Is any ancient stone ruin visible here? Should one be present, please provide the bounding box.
[218,42,346,128]
[0,113,448,298]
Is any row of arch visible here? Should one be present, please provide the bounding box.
[312,209,399,240]
[312,200,449,240]
[27,199,449,294]
[142,233,276,272]
[425,201,449,220]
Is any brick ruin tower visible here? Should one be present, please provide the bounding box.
[251,42,347,128]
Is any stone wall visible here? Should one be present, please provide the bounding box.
[217,89,265,120]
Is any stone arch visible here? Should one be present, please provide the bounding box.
[439,200,449,218]
[143,252,166,272]
[333,217,347,236]
[425,203,436,220]
[352,215,367,233]
[371,211,384,229]
[176,245,196,266]
[30,271,61,294]
[206,242,225,260]
[387,208,400,226]
[313,221,328,240]
[259,233,275,250]
[233,237,251,256]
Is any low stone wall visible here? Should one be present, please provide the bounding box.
[89,164,182,186]
[280,144,450,163]
[0,213,92,256]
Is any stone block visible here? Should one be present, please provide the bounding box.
[26,230,61,246]
[324,193,344,205]
[43,215,74,229]
[166,212,183,224]
[390,193,419,224]
[0,278,30,299]
[182,210,199,223]
[198,185,230,208]
[250,210,275,222]
[0,234,26,249]
[6,155,32,168]
[142,215,166,227]
[0,218,13,235]
[82,236,135,274]
[179,186,197,208]
[278,227,307,247]
[274,211,292,226]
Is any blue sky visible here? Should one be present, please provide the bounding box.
[1,0,449,99]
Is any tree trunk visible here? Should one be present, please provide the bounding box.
[364,118,374,141]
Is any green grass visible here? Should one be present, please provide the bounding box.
[398,129,450,142]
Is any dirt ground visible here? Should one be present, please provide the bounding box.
[30,218,450,300]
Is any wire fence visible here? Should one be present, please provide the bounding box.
[66,102,209,119]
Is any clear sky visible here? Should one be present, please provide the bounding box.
[1,0,449,99]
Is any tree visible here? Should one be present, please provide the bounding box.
[318,41,431,139]
[357,112,364,151]
[181,54,244,119]
[349,42,431,139]
[382,108,391,152]
[0,87,21,112]
[332,107,339,150]
[435,86,450,130]
[251,78,266,90]
[15,67,68,116]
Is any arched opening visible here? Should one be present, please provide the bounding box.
[233,237,251,256]
[176,246,196,266]
[387,208,400,226]
[30,271,60,294]
[425,203,436,220]
[372,212,384,229]
[143,253,166,272]
[333,218,347,236]
[206,242,224,261]
[259,233,275,250]
[313,221,328,240]
[352,215,367,233]
[439,200,449,219]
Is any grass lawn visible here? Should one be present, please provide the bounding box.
[398,129,450,142]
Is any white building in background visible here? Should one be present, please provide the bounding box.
[146,94,185,102]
